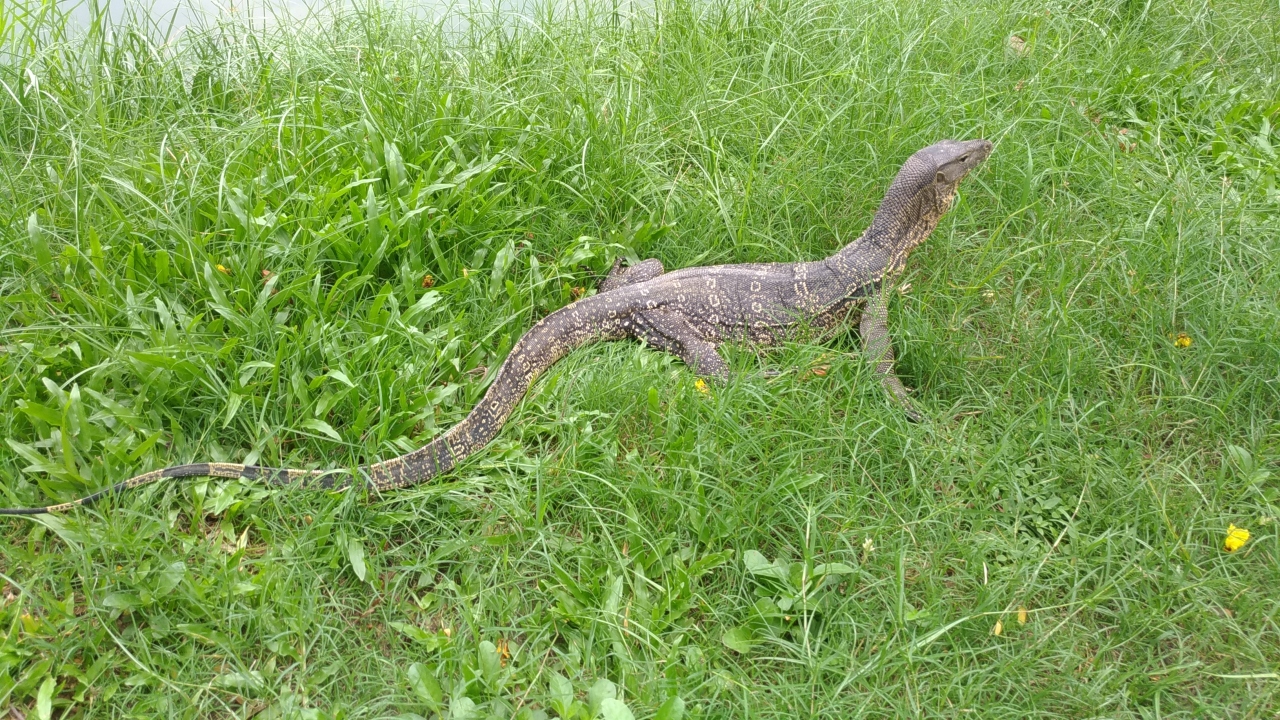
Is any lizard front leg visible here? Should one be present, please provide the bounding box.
[599,257,665,293]
[860,288,922,422]
[631,309,730,382]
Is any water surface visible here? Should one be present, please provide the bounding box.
[62,0,646,34]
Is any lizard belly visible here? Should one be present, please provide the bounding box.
[674,294,865,346]
[803,295,866,340]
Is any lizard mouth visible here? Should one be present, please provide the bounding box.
[965,139,994,166]
[943,139,993,182]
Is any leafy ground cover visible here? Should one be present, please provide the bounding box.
[1,0,1279,716]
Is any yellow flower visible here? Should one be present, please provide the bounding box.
[496,637,510,667]
[1224,524,1250,552]
[694,379,709,395]
[1174,332,1191,349]
[216,264,231,275]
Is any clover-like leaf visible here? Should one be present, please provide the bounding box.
[346,536,367,581]
[588,678,617,718]
[407,662,443,709]
[36,677,55,720]
[722,626,756,653]
[599,698,634,720]
[450,696,479,720]
[655,696,685,720]
[478,640,503,688]
[742,550,789,583]
[548,672,575,718]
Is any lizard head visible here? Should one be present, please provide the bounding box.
[923,138,993,188]
[895,138,992,216]
[867,138,992,264]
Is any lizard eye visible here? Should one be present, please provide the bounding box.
[958,154,970,163]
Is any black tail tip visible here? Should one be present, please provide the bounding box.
[0,506,52,516]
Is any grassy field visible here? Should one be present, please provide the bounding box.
[2,0,1279,716]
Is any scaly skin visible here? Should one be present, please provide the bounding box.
[0,139,991,516]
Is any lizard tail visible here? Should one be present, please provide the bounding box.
[1,295,618,515]
[0,463,350,516]
[363,296,616,490]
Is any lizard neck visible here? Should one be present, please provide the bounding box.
[827,181,954,290]
[825,232,891,291]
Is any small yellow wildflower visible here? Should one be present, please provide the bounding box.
[694,378,710,395]
[1174,332,1191,349]
[496,637,510,667]
[1017,606,1028,625]
[1224,524,1250,552]
[216,264,231,275]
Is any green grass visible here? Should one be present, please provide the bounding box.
[2,0,1279,716]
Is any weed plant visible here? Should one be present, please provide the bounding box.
[1,0,1278,716]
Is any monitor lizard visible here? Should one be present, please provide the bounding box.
[1,138,991,515]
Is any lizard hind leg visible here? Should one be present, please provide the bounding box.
[599,257,665,293]
[632,309,730,382]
